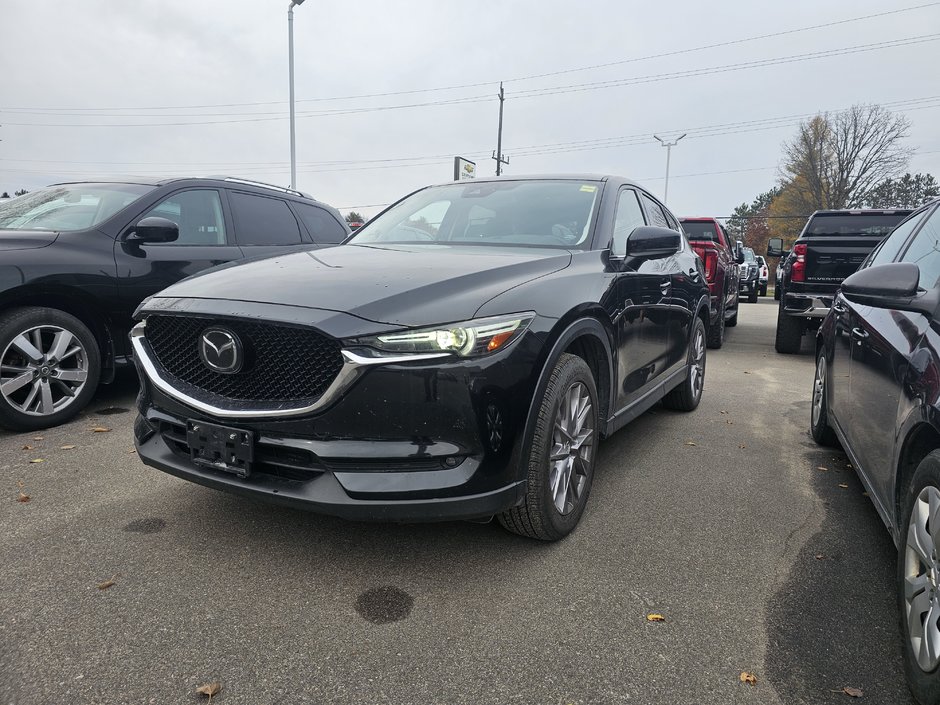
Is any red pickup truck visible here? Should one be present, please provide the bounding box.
[680,217,743,349]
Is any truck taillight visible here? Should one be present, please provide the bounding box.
[703,251,717,282]
[791,243,807,283]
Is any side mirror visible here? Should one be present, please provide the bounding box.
[767,237,788,258]
[842,262,936,315]
[626,226,681,259]
[125,216,179,244]
[735,240,745,264]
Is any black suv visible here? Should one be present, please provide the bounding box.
[769,208,911,353]
[0,177,349,430]
[131,175,709,540]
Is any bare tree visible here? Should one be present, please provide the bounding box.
[780,104,911,210]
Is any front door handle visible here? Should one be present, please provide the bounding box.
[851,327,869,340]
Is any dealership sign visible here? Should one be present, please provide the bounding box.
[453,156,476,181]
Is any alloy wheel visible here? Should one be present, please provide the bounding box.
[689,327,705,400]
[812,355,826,429]
[548,381,594,515]
[0,325,89,416]
[904,485,940,672]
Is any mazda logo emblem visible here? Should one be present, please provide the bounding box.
[199,328,243,374]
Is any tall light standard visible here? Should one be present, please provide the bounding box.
[653,133,686,205]
[288,0,306,189]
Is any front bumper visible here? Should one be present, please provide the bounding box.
[132,311,544,522]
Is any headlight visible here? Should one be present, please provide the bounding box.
[357,313,535,358]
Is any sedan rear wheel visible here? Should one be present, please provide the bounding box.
[499,353,598,541]
[810,353,837,447]
[899,453,940,704]
[0,307,101,431]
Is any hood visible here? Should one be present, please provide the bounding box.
[0,229,58,251]
[154,243,572,326]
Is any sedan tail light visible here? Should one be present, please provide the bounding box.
[791,243,807,282]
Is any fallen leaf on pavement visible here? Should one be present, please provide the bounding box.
[60,445,76,450]
[842,686,863,698]
[684,441,696,446]
[21,445,32,451]
[817,466,828,472]
[28,458,44,464]
[97,574,118,590]
[32,436,43,441]
[725,420,733,425]
[815,554,825,560]
[720,410,728,414]
[838,483,849,489]
[16,481,30,503]
[739,672,757,686]
[90,427,111,433]
[128,449,137,454]
[743,371,752,374]
[738,444,747,449]
[196,682,222,700]
[862,491,869,497]
[646,613,665,622]
[846,464,853,469]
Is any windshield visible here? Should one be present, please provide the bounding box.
[0,183,154,231]
[804,213,909,237]
[742,248,756,262]
[681,220,718,241]
[351,180,601,249]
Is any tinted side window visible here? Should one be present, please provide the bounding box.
[639,193,669,229]
[612,189,646,256]
[900,207,940,289]
[869,209,930,268]
[230,192,302,246]
[140,189,226,246]
[294,203,348,244]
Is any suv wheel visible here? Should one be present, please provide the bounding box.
[499,353,598,541]
[0,307,101,431]
[774,301,803,354]
[810,353,837,446]
[899,452,940,705]
[706,300,725,349]
[662,316,706,412]
[748,285,758,304]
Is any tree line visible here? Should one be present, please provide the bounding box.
[725,104,938,259]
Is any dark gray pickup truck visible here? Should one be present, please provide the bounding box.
[770,209,911,353]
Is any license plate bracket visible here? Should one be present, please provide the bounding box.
[186,420,253,478]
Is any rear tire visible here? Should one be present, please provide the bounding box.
[662,317,706,412]
[706,300,725,349]
[0,307,101,431]
[748,286,758,304]
[810,353,838,447]
[498,353,598,541]
[759,284,767,297]
[773,287,781,301]
[774,303,803,354]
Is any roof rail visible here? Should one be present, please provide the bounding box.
[218,177,312,199]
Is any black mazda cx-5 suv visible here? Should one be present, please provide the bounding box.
[132,175,710,540]
[0,177,348,431]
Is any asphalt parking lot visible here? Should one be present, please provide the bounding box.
[0,298,914,705]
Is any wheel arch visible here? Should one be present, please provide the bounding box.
[0,285,116,382]
[894,419,940,538]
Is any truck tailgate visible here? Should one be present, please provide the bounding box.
[805,236,882,285]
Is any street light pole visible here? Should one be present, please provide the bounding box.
[288,0,306,189]
[653,133,686,205]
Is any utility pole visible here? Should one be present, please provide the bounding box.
[287,0,306,189]
[491,82,509,176]
[653,133,686,205]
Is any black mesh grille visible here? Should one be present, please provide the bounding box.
[145,315,343,403]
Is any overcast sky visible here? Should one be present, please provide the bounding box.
[1,0,938,219]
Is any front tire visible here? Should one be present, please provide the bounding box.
[898,452,940,705]
[0,307,101,431]
[662,316,706,412]
[748,285,758,304]
[498,353,598,541]
[810,353,837,447]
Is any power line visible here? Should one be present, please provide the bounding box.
[3,2,936,114]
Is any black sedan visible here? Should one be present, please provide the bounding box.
[132,175,710,540]
[812,198,940,703]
